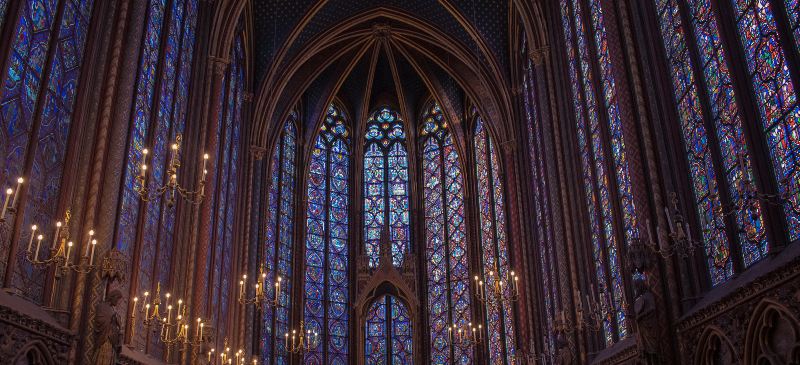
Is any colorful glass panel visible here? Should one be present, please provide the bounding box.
[0,0,95,301]
[303,104,350,365]
[730,0,800,242]
[522,51,558,354]
[559,0,622,344]
[421,102,472,364]
[473,116,516,364]
[263,115,297,365]
[363,107,409,268]
[365,295,413,365]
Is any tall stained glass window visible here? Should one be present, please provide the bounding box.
[261,113,298,365]
[303,104,351,365]
[473,114,516,364]
[110,0,199,349]
[363,106,410,268]
[729,0,800,240]
[420,102,472,364]
[559,0,628,344]
[649,0,800,283]
[521,39,559,355]
[208,33,244,348]
[0,0,96,302]
[365,295,413,365]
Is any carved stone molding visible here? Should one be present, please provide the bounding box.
[208,56,230,76]
[529,46,549,66]
[676,245,800,363]
[249,145,267,160]
[0,292,73,365]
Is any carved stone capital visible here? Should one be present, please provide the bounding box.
[529,46,550,66]
[208,56,230,76]
[242,91,255,103]
[249,145,267,160]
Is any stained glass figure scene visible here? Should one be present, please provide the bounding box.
[365,295,413,365]
[364,107,410,268]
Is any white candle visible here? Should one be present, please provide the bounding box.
[89,239,97,265]
[52,221,62,249]
[27,225,37,252]
[11,177,23,209]
[132,297,138,318]
[34,234,43,261]
[64,241,73,268]
[665,206,674,232]
[85,229,94,257]
[0,188,12,220]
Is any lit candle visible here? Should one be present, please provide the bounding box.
[200,322,204,340]
[285,333,289,350]
[0,188,12,220]
[64,241,73,268]
[52,221,62,249]
[89,239,97,266]
[177,299,183,315]
[34,234,43,261]
[11,177,23,209]
[239,279,245,301]
[132,297,139,318]
[203,153,209,173]
[27,225,38,252]
[141,149,149,177]
[85,229,94,257]
[275,277,281,303]
[167,305,173,324]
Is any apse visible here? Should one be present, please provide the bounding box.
[1,0,800,365]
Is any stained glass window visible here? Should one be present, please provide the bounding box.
[109,0,198,349]
[558,0,627,344]
[261,113,298,365]
[420,102,472,364]
[473,114,516,364]
[365,295,413,365]
[0,0,95,301]
[209,33,243,348]
[649,0,800,283]
[520,39,558,356]
[303,104,351,365]
[363,107,409,268]
[729,0,800,241]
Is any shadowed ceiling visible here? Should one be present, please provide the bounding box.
[248,0,517,150]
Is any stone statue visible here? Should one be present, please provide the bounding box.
[554,332,573,365]
[632,274,659,364]
[92,290,123,365]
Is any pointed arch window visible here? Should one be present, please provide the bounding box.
[559,0,631,345]
[303,104,351,365]
[0,0,97,301]
[206,34,244,346]
[363,107,410,268]
[420,102,472,364]
[473,114,516,365]
[261,113,298,365]
[520,38,559,356]
[365,295,413,365]
[649,0,800,284]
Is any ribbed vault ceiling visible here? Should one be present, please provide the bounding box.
[250,1,517,152]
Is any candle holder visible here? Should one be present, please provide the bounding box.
[446,321,482,349]
[238,266,282,309]
[284,320,319,355]
[0,177,24,223]
[130,283,208,355]
[135,134,209,207]
[474,264,520,306]
[574,289,603,333]
[23,211,101,274]
[646,193,703,260]
[513,340,553,365]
